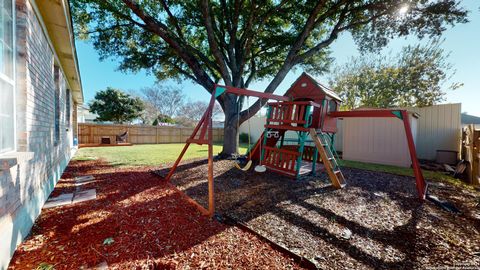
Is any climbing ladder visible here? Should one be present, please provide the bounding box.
[309,128,346,189]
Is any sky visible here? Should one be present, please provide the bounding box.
[76,0,480,116]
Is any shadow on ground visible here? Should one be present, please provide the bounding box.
[167,159,480,269]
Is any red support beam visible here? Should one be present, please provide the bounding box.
[267,100,321,107]
[329,110,400,118]
[329,109,427,200]
[165,88,218,217]
[401,110,427,200]
[219,85,290,101]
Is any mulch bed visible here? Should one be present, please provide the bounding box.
[161,159,480,269]
[8,160,302,269]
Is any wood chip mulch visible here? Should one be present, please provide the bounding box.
[163,159,480,270]
[8,159,302,270]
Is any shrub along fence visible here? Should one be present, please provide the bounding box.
[78,123,224,145]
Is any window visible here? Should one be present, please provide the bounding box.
[328,100,337,112]
[66,89,70,126]
[54,66,60,145]
[0,0,15,154]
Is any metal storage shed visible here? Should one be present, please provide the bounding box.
[342,111,419,167]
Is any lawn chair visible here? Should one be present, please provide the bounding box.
[116,131,128,144]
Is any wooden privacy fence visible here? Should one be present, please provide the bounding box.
[78,123,224,144]
[462,124,480,185]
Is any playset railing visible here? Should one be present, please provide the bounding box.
[262,146,300,175]
[302,145,321,162]
[267,101,320,126]
[280,145,320,163]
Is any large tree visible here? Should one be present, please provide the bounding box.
[90,87,144,124]
[330,40,463,110]
[72,0,468,156]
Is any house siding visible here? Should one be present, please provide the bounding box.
[0,0,77,268]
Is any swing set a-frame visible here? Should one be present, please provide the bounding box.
[165,77,427,217]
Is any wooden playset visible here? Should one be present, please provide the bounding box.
[165,73,427,216]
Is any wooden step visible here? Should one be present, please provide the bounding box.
[334,170,347,187]
[308,128,347,190]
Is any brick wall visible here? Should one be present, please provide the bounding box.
[0,0,76,268]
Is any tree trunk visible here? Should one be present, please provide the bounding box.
[219,96,240,158]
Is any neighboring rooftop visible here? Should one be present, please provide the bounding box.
[461,113,480,125]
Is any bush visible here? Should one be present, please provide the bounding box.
[239,132,250,143]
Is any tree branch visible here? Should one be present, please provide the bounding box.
[297,5,392,63]
[286,0,328,60]
[101,2,147,29]
[201,0,233,85]
[244,55,256,88]
[120,0,215,92]
[84,22,134,35]
[296,2,350,63]
[159,0,185,40]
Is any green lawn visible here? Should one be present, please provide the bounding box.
[74,143,469,188]
[74,143,248,167]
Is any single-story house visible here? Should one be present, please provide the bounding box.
[0,0,83,268]
[77,105,98,123]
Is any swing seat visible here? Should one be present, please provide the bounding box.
[254,164,267,173]
[234,160,252,171]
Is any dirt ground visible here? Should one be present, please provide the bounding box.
[8,160,302,269]
[162,159,480,269]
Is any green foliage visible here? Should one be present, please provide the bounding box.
[71,0,467,90]
[158,114,175,124]
[36,263,55,270]
[153,114,175,125]
[330,40,462,109]
[103,237,115,246]
[89,87,144,124]
[239,132,250,144]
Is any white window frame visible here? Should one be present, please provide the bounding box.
[0,0,16,155]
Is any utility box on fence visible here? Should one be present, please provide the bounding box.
[342,111,419,167]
